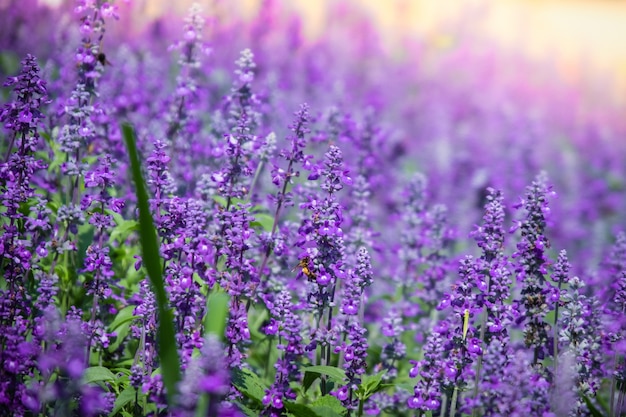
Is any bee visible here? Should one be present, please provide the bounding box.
[97,51,112,67]
[293,257,316,282]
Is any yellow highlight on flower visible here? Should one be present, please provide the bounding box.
[462,309,470,341]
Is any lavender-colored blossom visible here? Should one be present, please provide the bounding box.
[558,275,603,416]
[176,335,233,416]
[262,290,304,416]
[513,173,555,364]
[408,321,448,412]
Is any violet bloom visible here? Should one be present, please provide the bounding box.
[380,309,406,381]
[408,321,449,412]
[34,310,113,416]
[513,173,555,364]
[166,3,208,185]
[257,104,310,284]
[345,175,374,257]
[176,335,234,417]
[211,49,262,203]
[0,54,49,415]
[558,275,603,416]
[81,154,123,357]
[333,248,372,409]
[397,173,428,291]
[469,188,516,411]
[297,145,349,317]
[262,290,305,416]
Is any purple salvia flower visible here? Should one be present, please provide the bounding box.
[344,175,374,267]
[81,154,123,359]
[166,3,209,185]
[225,300,251,369]
[513,173,555,364]
[34,310,113,416]
[73,0,117,91]
[469,188,516,412]
[262,290,305,416]
[603,231,626,309]
[407,321,448,412]
[146,140,177,218]
[176,335,233,417]
[258,104,310,285]
[419,203,453,309]
[130,280,159,407]
[0,54,49,415]
[558,276,603,416]
[380,309,406,381]
[397,173,428,280]
[297,144,349,395]
[334,248,372,409]
[211,49,262,203]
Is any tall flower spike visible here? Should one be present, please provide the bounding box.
[513,173,555,364]
[558,276,603,416]
[0,55,49,415]
[166,3,209,185]
[210,50,262,202]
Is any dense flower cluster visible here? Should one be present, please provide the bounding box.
[2,1,626,417]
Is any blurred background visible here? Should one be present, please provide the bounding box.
[126,0,626,104]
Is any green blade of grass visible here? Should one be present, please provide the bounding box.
[122,123,180,405]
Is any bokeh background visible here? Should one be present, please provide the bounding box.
[129,0,626,104]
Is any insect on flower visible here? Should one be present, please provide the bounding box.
[97,51,112,67]
[293,256,316,282]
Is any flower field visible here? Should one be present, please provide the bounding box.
[2,1,626,416]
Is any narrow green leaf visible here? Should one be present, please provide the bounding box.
[83,366,116,384]
[204,291,229,338]
[304,365,346,382]
[582,395,605,417]
[110,387,136,416]
[122,123,180,405]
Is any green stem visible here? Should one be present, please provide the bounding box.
[449,385,459,417]
[553,280,564,375]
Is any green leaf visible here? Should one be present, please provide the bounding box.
[304,365,346,382]
[250,213,274,232]
[303,370,320,392]
[283,402,320,417]
[310,395,346,417]
[123,123,180,405]
[83,366,116,384]
[77,223,95,274]
[110,387,136,416]
[233,402,258,417]
[231,368,267,405]
[110,219,139,243]
[0,51,20,75]
[204,291,229,339]
[358,370,387,399]
[212,195,228,207]
[582,395,605,417]
[109,305,137,330]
